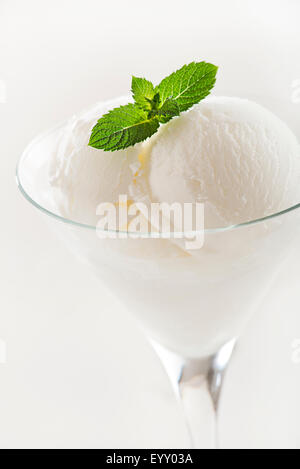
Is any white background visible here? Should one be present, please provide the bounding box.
[0,0,300,449]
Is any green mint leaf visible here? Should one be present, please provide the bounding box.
[89,103,160,152]
[131,76,155,111]
[89,61,218,151]
[155,61,217,112]
[157,97,180,123]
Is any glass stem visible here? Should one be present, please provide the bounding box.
[150,338,236,449]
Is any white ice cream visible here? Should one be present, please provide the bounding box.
[49,96,300,229]
[47,95,300,358]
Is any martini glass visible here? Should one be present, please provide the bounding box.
[16,119,300,447]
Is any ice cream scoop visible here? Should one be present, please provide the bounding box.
[49,96,141,226]
[145,96,300,228]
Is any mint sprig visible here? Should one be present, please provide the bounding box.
[89,61,217,151]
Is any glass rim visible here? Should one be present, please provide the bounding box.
[16,122,300,236]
